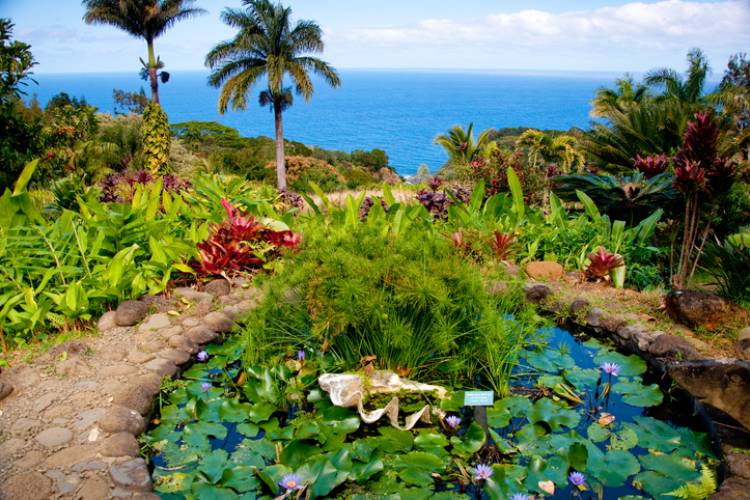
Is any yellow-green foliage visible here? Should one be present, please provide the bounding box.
[142,102,171,173]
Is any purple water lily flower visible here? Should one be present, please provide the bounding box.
[600,362,620,377]
[196,350,209,362]
[510,494,529,500]
[279,474,303,492]
[201,382,211,392]
[297,350,305,362]
[472,464,493,481]
[445,415,461,429]
[569,471,586,486]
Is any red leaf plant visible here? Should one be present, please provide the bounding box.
[491,231,516,260]
[585,247,624,281]
[633,154,668,179]
[193,199,301,276]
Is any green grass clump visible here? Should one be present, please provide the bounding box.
[242,216,535,393]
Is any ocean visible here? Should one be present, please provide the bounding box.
[28,70,619,176]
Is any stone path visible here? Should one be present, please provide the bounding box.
[0,279,261,499]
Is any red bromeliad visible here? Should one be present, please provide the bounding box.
[491,231,515,260]
[633,154,668,179]
[194,199,301,276]
[585,247,624,281]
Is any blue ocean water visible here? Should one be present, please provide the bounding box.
[29,70,617,176]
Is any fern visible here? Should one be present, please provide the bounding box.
[666,464,717,499]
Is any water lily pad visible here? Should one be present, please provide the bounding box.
[191,483,238,500]
[587,423,611,443]
[236,423,259,438]
[219,399,253,422]
[394,451,446,486]
[220,466,259,493]
[376,427,414,453]
[625,417,682,453]
[153,470,194,494]
[529,398,580,430]
[414,429,449,449]
[612,380,663,407]
[487,396,532,428]
[280,439,321,469]
[450,422,486,457]
[639,454,700,482]
[593,351,646,376]
[524,348,576,373]
[198,449,229,484]
[610,427,639,450]
[633,470,683,497]
[247,402,276,423]
[587,449,640,487]
[563,367,601,389]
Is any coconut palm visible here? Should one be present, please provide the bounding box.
[205,0,341,190]
[645,48,710,106]
[82,0,205,104]
[434,123,494,166]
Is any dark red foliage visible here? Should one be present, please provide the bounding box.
[491,231,516,260]
[193,199,301,276]
[586,247,624,281]
[633,154,668,179]
[672,111,736,195]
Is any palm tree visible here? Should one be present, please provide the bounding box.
[590,76,650,118]
[516,130,585,173]
[645,48,709,106]
[205,0,341,190]
[434,123,494,167]
[82,0,205,104]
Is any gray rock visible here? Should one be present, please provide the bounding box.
[11,417,40,436]
[143,358,178,377]
[115,300,149,327]
[204,278,231,296]
[181,317,200,327]
[71,460,107,472]
[585,307,605,328]
[158,348,191,365]
[98,405,146,435]
[135,372,163,398]
[648,334,699,359]
[45,469,81,495]
[669,359,750,432]
[633,329,664,352]
[16,450,45,469]
[524,283,552,304]
[101,432,140,457]
[203,311,234,332]
[159,325,183,340]
[74,408,106,431]
[33,392,58,412]
[97,310,118,332]
[168,334,198,354]
[136,338,166,354]
[174,287,213,303]
[113,385,154,415]
[35,426,73,448]
[185,325,218,344]
[569,298,590,317]
[110,458,153,491]
[137,313,171,333]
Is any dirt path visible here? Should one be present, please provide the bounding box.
[0,280,261,499]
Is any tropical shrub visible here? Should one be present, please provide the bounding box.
[142,102,171,173]
[276,155,345,192]
[241,207,535,392]
[700,233,750,308]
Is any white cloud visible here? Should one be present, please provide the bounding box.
[338,0,750,51]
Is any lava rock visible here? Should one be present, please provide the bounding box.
[203,311,234,332]
[524,283,552,304]
[648,334,699,359]
[101,432,140,457]
[665,289,748,330]
[98,405,146,435]
[115,301,149,327]
[110,458,153,491]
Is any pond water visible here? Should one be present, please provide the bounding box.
[144,324,721,499]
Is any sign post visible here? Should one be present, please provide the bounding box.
[464,391,494,445]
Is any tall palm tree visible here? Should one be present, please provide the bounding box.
[434,123,494,165]
[205,0,341,190]
[645,48,710,106]
[82,0,205,104]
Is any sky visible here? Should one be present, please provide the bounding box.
[1,0,749,75]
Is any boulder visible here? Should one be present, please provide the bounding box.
[204,279,231,297]
[668,359,750,431]
[525,261,564,281]
[648,334,699,360]
[173,287,213,303]
[738,327,750,357]
[115,301,149,327]
[524,283,552,304]
[665,290,748,330]
[97,311,118,332]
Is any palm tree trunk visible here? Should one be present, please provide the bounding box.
[274,101,287,190]
[147,39,160,104]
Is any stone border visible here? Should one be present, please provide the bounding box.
[0,278,262,499]
[524,283,750,499]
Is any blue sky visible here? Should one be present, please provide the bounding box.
[2,0,749,74]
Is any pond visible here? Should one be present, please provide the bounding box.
[142,324,721,499]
